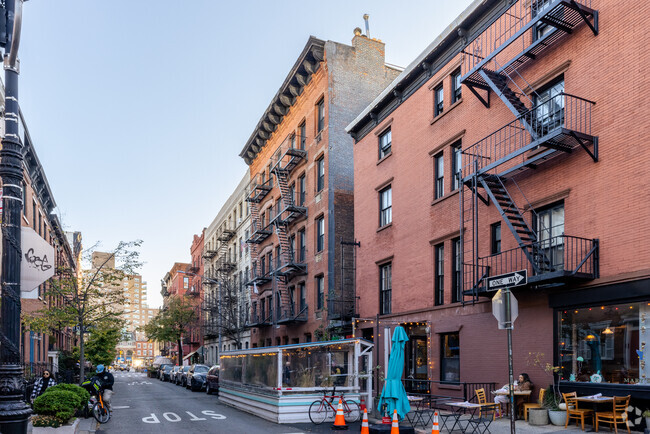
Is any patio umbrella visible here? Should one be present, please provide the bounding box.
[377,326,411,420]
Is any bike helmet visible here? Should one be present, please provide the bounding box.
[96,364,105,373]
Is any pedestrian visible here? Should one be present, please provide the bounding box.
[95,364,115,412]
[31,370,57,403]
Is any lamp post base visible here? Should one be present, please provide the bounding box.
[0,364,33,434]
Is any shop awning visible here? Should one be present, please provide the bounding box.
[183,351,197,361]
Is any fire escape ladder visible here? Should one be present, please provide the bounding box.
[478,69,538,139]
[479,175,552,274]
[274,222,292,273]
[275,276,291,322]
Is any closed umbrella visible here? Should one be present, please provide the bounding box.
[377,326,410,420]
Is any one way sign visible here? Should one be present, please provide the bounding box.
[486,269,528,291]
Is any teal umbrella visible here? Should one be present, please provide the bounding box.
[377,326,410,420]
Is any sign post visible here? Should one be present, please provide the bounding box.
[489,270,527,434]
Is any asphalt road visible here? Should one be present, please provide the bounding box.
[95,371,362,434]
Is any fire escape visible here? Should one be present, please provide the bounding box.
[271,134,308,324]
[460,0,599,300]
[202,243,219,339]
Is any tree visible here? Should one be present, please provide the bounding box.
[143,296,197,365]
[203,276,249,350]
[25,241,141,382]
[85,321,123,367]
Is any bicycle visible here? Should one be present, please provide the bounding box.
[81,377,110,424]
[308,387,360,424]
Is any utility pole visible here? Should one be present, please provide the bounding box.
[0,1,31,433]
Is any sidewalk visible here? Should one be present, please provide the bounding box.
[27,416,97,434]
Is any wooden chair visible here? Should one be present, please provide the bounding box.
[523,388,545,421]
[563,392,594,431]
[595,395,630,434]
[475,388,487,404]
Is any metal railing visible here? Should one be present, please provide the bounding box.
[461,0,592,79]
[271,134,308,172]
[462,93,595,179]
[403,379,497,402]
[464,235,598,293]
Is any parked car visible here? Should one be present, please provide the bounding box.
[205,365,219,395]
[159,364,173,380]
[170,366,182,383]
[187,364,209,391]
[177,365,191,386]
[161,365,174,382]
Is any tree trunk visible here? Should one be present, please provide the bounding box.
[79,323,85,384]
[177,338,183,366]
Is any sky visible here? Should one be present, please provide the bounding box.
[17,1,473,308]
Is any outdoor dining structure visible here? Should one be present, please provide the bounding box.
[217,338,372,423]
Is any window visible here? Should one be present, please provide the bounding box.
[533,0,554,39]
[452,70,462,103]
[299,122,307,150]
[275,245,281,269]
[441,332,460,383]
[491,222,501,254]
[452,238,461,303]
[434,244,444,305]
[22,182,26,216]
[261,256,266,275]
[316,216,325,252]
[317,99,325,133]
[289,183,295,206]
[32,199,36,229]
[434,153,444,199]
[379,128,392,159]
[299,229,306,261]
[316,275,324,310]
[298,174,306,205]
[379,187,392,227]
[289,235,296,262]
[434,85,444,116]
[316,157,325,192]
[298,282,306,310]
[452,141,462,190]
[379,263,392,315]
[536,202,565,270]
[533,78,565,135]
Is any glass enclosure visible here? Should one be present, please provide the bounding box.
[558,301,649,384]
[219,338,373,398]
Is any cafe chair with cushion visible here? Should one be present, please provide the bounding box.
[523,388,545,421]
[563,392,594,431]
[595,395,630,434]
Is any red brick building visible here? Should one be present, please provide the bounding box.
[188,231,205,360]
[239,34,400,346]
[347,0,650,420]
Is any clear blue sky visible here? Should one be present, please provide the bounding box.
[18,1,473,308]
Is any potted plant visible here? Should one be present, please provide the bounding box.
[642,409,650,429]
[543,386,567,426]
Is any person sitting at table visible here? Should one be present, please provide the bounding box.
[494,373,533,417]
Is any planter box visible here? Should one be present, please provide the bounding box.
[549,409,567,426]
[31,417,79,434]
[528,408,549,426]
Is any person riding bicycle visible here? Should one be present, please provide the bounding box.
[95,364,114,412]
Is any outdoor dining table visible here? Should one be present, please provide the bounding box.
[405,395,451,427]
[444,401,498,433]
[492,389,532,418]
[574,396,615,432]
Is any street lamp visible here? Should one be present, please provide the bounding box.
[0,1,32,433]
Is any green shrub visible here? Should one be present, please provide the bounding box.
[33,390,82,423]
[46,384,89,409]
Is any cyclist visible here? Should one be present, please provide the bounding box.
[95,364,114,412]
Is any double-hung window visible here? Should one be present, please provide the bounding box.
[316,157,325,192]
[434,85,444,117]
[434,244,444,305]
[452,238,461,303]
[379,263,392,315]
[451,70,462,103]
[299,122,307,149]
[434,153,444,199]
[316,275,324,310]
[316,216,325,252]
[379,128,391,159]
[491,222,502,254]
[441,332,460,383]
[379,186,392,227]
[299,229,306,261]
[298,174,306,205]
[452,142,462,191]
[534,79,565,135]
[536,203,565,271]
[317,99,325,133]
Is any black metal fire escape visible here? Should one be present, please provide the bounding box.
[459,0,600,301]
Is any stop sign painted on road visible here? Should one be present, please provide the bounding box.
[492,289,518,329]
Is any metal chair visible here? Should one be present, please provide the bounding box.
[595,395,630,434]
[563,392,594,431]
[466,403,499,434]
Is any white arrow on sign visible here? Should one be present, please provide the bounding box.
[488,272,525,289]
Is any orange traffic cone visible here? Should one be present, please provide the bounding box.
[390,409,399,434]
[360,395,366,411]
[332,398,348,430]
[431,411,440,434]
[360,408,370,434]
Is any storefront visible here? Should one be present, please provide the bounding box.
[218,338,373,423]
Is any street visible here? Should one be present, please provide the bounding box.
[96,371,362,434]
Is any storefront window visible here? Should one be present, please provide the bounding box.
[558,302,648,384]
[441,332,460,383]
[282,346,350,388]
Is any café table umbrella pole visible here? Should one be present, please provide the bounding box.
[377,326,411,420]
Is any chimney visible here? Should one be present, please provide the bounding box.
[363,14,370,38]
